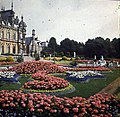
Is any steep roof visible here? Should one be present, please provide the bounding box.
[25,37,33,45]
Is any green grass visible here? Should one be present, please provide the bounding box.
[52,69,120,98]
[0,75,31,90]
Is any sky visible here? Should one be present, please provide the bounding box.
[0,0,119,43]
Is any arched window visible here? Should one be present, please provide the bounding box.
[1,31,4,39]
[6,45,10,53]
[2,45,4,53]
[13,46,16,54]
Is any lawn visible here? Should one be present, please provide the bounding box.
[52,68,120,98]
[0,74,31,90]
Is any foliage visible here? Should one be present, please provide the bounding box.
[75,56,80,60]
[17,55,24,63]
[48,37,58,52]
[6,56,14,62]
[54,57,62,61]
[34,53,40,61]
[62,56,71,61]
[0,57,6,62]
[70,61,78,67]
[42,37,119,59]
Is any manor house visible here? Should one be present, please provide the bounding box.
[0,5,42,56]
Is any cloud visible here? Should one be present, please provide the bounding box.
[0,0,118,43]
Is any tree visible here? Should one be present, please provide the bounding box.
[84,37,107,59]
[111,38,120,58]
[59,38,81,57]
[48,37,58,52]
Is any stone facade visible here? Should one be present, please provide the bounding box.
[25,29,42,56]
[0,25,18,54]
[0,8,26,55]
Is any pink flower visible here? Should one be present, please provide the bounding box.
[63,108,69,113]
[37,109,43,113]
[72,108,79,113]
[30,107,35,112]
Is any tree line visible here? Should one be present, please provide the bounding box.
[41,37,120,59]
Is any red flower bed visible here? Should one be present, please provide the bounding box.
[21,70,70,90]
[75,60,89,63]
[7,61,65,74]
[0,62,18,65]
[65,67,110,71]
[0,90,119,116]
[23,73,70,90]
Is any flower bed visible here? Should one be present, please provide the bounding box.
[7,61,65,74]
[66,71,104,82]
[21,70,74,95]
[22,78,69,90]
[0,62,18,65]
[22,84,75,96]
[75,60,89,63]
[0,90,119,117]
[0,71,19,83]
[65,67,110,71]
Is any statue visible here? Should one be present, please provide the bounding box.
[19,16,27,30]
[14,16,19,25]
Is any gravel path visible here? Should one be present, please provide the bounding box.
[99,77,120,94]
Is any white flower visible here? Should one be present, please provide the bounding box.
[0,71,16,78]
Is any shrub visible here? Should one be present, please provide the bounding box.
[59,52,64,56]
[44,57,50,60]
[66,57,71,61]
[70,61,77,67]
[17,56,24,63]
[75,56,80,60]
[0,57,6,62]
[62,56,68,60]
[71,57,76,61]
[35,53,40,61]
[6,56,14,62]
[54,57,62,61]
